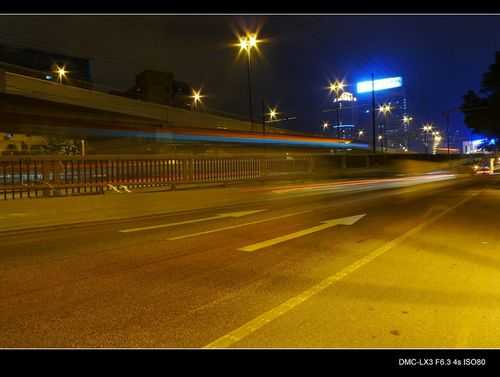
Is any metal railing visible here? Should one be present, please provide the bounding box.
[0,157,312,200]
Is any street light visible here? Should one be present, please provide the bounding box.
[422,123,433,154]
[190,88,204,111]
[268,107,278,121]
[402,115,413,151]
[328,79,345,96]
[327,79,346,138]
[377,103,392,152]
[377,103,392,115]
[236,32,261,131]
[378,134,384,152]
[432,131,442,154]
[402,115,413,124]
[322,122,329,135]
[54,65,68,84]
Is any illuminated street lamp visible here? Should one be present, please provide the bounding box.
[358,130,364,138]
[378,134,384,152]
[190,88,204,111]
[422,123,434,154]
[402,115,413,151]
[322,122,329,135]
[54,65,68,84]
[432,131,442,154]
[236,32,261,131]
[328,79,346,137]
[402,115,413,124]
[328,79,345,96]
[376,103,392,152]
[377,103,392,115]
[268,107,278,121]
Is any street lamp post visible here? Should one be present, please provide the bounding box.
[237,33,260,132]
[246,52,254,129]
[402,115,413,152]
[444,111,451,158]
[423,123,433,154]
[328,80,345,138]
[377,103,391,153]
[371,73,377,153]
[262,99,266,135]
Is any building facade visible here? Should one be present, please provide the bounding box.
[0,44,92,83]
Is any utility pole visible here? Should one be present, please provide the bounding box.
[445,111,451,159]
[262,99,266,135]
[247,53,254,131]
[336,102,340,138]
[371,73,377,153]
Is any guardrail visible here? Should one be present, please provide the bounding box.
[0,157,312,200]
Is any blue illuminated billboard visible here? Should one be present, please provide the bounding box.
[356,76,403,94]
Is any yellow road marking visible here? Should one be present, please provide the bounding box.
[203,192,478,348]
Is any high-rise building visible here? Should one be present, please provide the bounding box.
[353,78,410,152]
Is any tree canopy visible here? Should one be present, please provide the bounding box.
[461,51,500,137]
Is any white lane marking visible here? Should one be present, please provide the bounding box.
[169,181,459,241]
[119,210,266,233]
[203,192,478,348]
[238,214,366,252]
[167,210,312,241]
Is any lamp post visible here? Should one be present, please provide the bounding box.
[377,103,392,153]
[402,115,413,152]
[378,135,384,152]
[328,80,345,138]
[422,123,433,154]
[371,73,377,153]
[236,33,261,132]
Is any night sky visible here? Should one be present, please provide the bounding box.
[1,15,500,141]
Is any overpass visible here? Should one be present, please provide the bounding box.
[0,69,368,152]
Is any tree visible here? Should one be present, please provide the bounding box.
[461,51,500,137]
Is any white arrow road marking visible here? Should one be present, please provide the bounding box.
[119,210,266,233]
[238,214,366,252]
[168,209,312,241]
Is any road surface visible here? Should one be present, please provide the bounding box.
[1,175,499,348]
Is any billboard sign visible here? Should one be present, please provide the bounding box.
[356,76,403,94]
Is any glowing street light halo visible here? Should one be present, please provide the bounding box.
[402,115,414,125]
[190,88,204,109]
[54,65,68,83]
[267,106,278,121]
[377,103,392,116]
[328,79,346,96]
[236,32,262,56]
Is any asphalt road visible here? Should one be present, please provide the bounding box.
[1,175,499,348]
